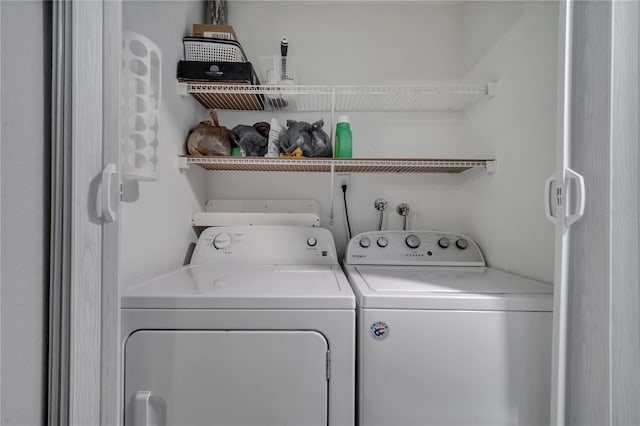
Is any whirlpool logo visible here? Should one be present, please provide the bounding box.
[369,321,390,341]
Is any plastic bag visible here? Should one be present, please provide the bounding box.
[280,119,332,158]
[186,111,231,156]
[231,124,268,157]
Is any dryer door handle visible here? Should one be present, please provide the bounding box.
[134,391,153,426]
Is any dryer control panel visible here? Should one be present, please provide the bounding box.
[344,231,485,266]
[191,225,338,265]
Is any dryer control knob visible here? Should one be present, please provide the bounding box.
[438,237,450,249]
[405,234,421,249]
[456,238,469,250]
[306,237,317,247]
[213,233,232,249]
[377,237,388,248]
[359,237,371,248]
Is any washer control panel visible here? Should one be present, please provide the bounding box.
[345,230,485,266]
[191,225,338,265]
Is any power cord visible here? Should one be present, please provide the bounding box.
[342,184,352,240]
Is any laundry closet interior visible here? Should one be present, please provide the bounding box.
[118,1,561,425]
[121,0,558,288]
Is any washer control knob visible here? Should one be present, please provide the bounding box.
[213,233,232,249]
[438,237,451,249]
[377,237,388,248]
[456,238,469,250]
[359,237,371,248]
[405,234,421,249]
[306,237,317,247]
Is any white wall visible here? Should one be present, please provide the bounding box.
[0,1,48,424]
[209,1,558,282]
[121,1,208,287]
[458,1,558,282]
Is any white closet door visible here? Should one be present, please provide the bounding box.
[124,330,329,426]
[565,1,640,425]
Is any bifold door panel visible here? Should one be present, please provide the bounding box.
[124,330,329,426]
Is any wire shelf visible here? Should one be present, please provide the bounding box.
[184,83,496,112]
[182,156,494,174]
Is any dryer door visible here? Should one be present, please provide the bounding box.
[124,330,329,426]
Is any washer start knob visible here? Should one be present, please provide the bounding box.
[405,234,421,249]
[306,237,318,247]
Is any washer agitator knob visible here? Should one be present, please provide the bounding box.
[456,238,469,250]
[213,233,232,249]
[405,234,421,249]
[377,237,388,248]
[306,237,317,247]
[359,237,371,248]
[437,237,450,249]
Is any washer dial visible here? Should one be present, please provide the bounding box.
[438,237,451,249]
[377,237,388,248]
[359,237,371,248]
[405,234,421,249]
[456,238,469,250]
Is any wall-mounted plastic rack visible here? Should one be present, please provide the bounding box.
[178,82,498,112]
[178,156,496,174]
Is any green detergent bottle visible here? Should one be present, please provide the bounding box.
[335,116,352,158]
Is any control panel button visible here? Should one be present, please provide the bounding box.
[437,237,450,249]
[213,233,232,249]
[405,234,421,249]
[376,237,388,248]
[359,237,371,248]
[306,237,317,247]
[455,238,469,250]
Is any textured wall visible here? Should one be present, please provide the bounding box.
[1,1,50,424]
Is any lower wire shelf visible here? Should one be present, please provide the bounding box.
[179,156,496,174]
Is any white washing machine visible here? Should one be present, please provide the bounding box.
[122,225,355,426]
[342,230,553,426]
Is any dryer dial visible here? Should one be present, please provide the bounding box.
[213,233,232,249]
[359,237,371,248]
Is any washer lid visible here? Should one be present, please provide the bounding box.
[347,265,552,311]
[122,264,355,310]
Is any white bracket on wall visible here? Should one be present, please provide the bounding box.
[177,81,189,97]
[485,160,497,173]
[487,82,499,97]
[177,157,189,172]
[194,199,322,227]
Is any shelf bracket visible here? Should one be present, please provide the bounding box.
[177,157,190,172]
[485,160,497,173]
[487,82,499,97]
[177,81,189,97]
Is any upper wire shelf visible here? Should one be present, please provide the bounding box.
[181,82,498,112]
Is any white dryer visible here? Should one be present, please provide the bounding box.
[122,225,355,426]
[343,231,553,426]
